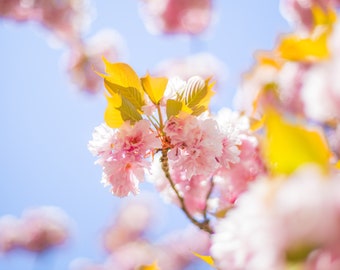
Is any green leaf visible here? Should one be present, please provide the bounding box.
[166,99,182,119]
[118,96,143,124]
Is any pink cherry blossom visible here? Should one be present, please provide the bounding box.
[102,198,154,252]
[66,29,126,94]
[88,120,160,197]
[211,166,340,270]
[20,206,71,252]
[0,206,71,254]
[0,0,91,44]
[164,113,223,179]
[138,0,213,35]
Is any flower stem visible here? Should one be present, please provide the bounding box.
[160,148,214,234]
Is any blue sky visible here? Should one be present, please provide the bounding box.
[0,1,289,269]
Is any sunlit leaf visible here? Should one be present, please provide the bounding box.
[166,99,182,119]
[312,5,336,27]
[262,109,331,175]
[118,96,143,124]
[104,93,124,128]
[101,58,144,92]
[141,74,168,105]
[99,58,145,110]
[183,76,215,115]
[138,261,160,270]
[192,251,215,267]
[105,80,144,110]
[277,31,329,62]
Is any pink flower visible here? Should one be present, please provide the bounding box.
[211,166,340,270]
[0,0,91,44]
[0,206,71,254]
[165,114,223,179]
[66,29,126,94]
[102,198,154,252]
[20,206,71,252]
[215,135,266,207]
[89,120,160,197]
[138,0,213,35]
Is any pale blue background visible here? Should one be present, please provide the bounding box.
[0,1,289,269]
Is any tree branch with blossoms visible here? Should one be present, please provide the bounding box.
[88,58,253,234]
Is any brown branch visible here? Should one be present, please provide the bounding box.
[160,148,214,234]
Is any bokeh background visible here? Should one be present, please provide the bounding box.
[0,1,289,269]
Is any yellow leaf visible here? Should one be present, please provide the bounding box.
[166,99,182,119]
[312,5,337,27]
[184,76,215,115]
[262,109,331,175]
[141,73,168,105]
[118,96,143,124]
[104,93,124,128]
[192,251,215,267]
[137,261,160,270]
[277,32,329,62]
[99,58,145,109]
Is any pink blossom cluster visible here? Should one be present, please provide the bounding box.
[89,74,265,224]
[0,0,91,43]
[70,199,210,270]
[0,206,71,254]
[88,120,160,197]
[149,107,264,217]
[211,166,340,270]
[138,0,213,35]
[66,29,126,94]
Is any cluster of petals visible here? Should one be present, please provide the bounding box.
[0,0,91,43]
[213,109,266,208]
[138,0,213,35]
[211,165,340,270]
[0,206,71,254]
[101,197,154,252]
[70,225,210,270]
[149,108,262,216]
[88,120,160,197]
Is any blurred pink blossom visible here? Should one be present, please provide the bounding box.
[211,165,340,270]
[102,199,154,252]
[0,206,71,254]
[66,29,126,94]
[0,0,92,44]
[71,225,210,270]
[0,215,24,253]
[138,0,213,35]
